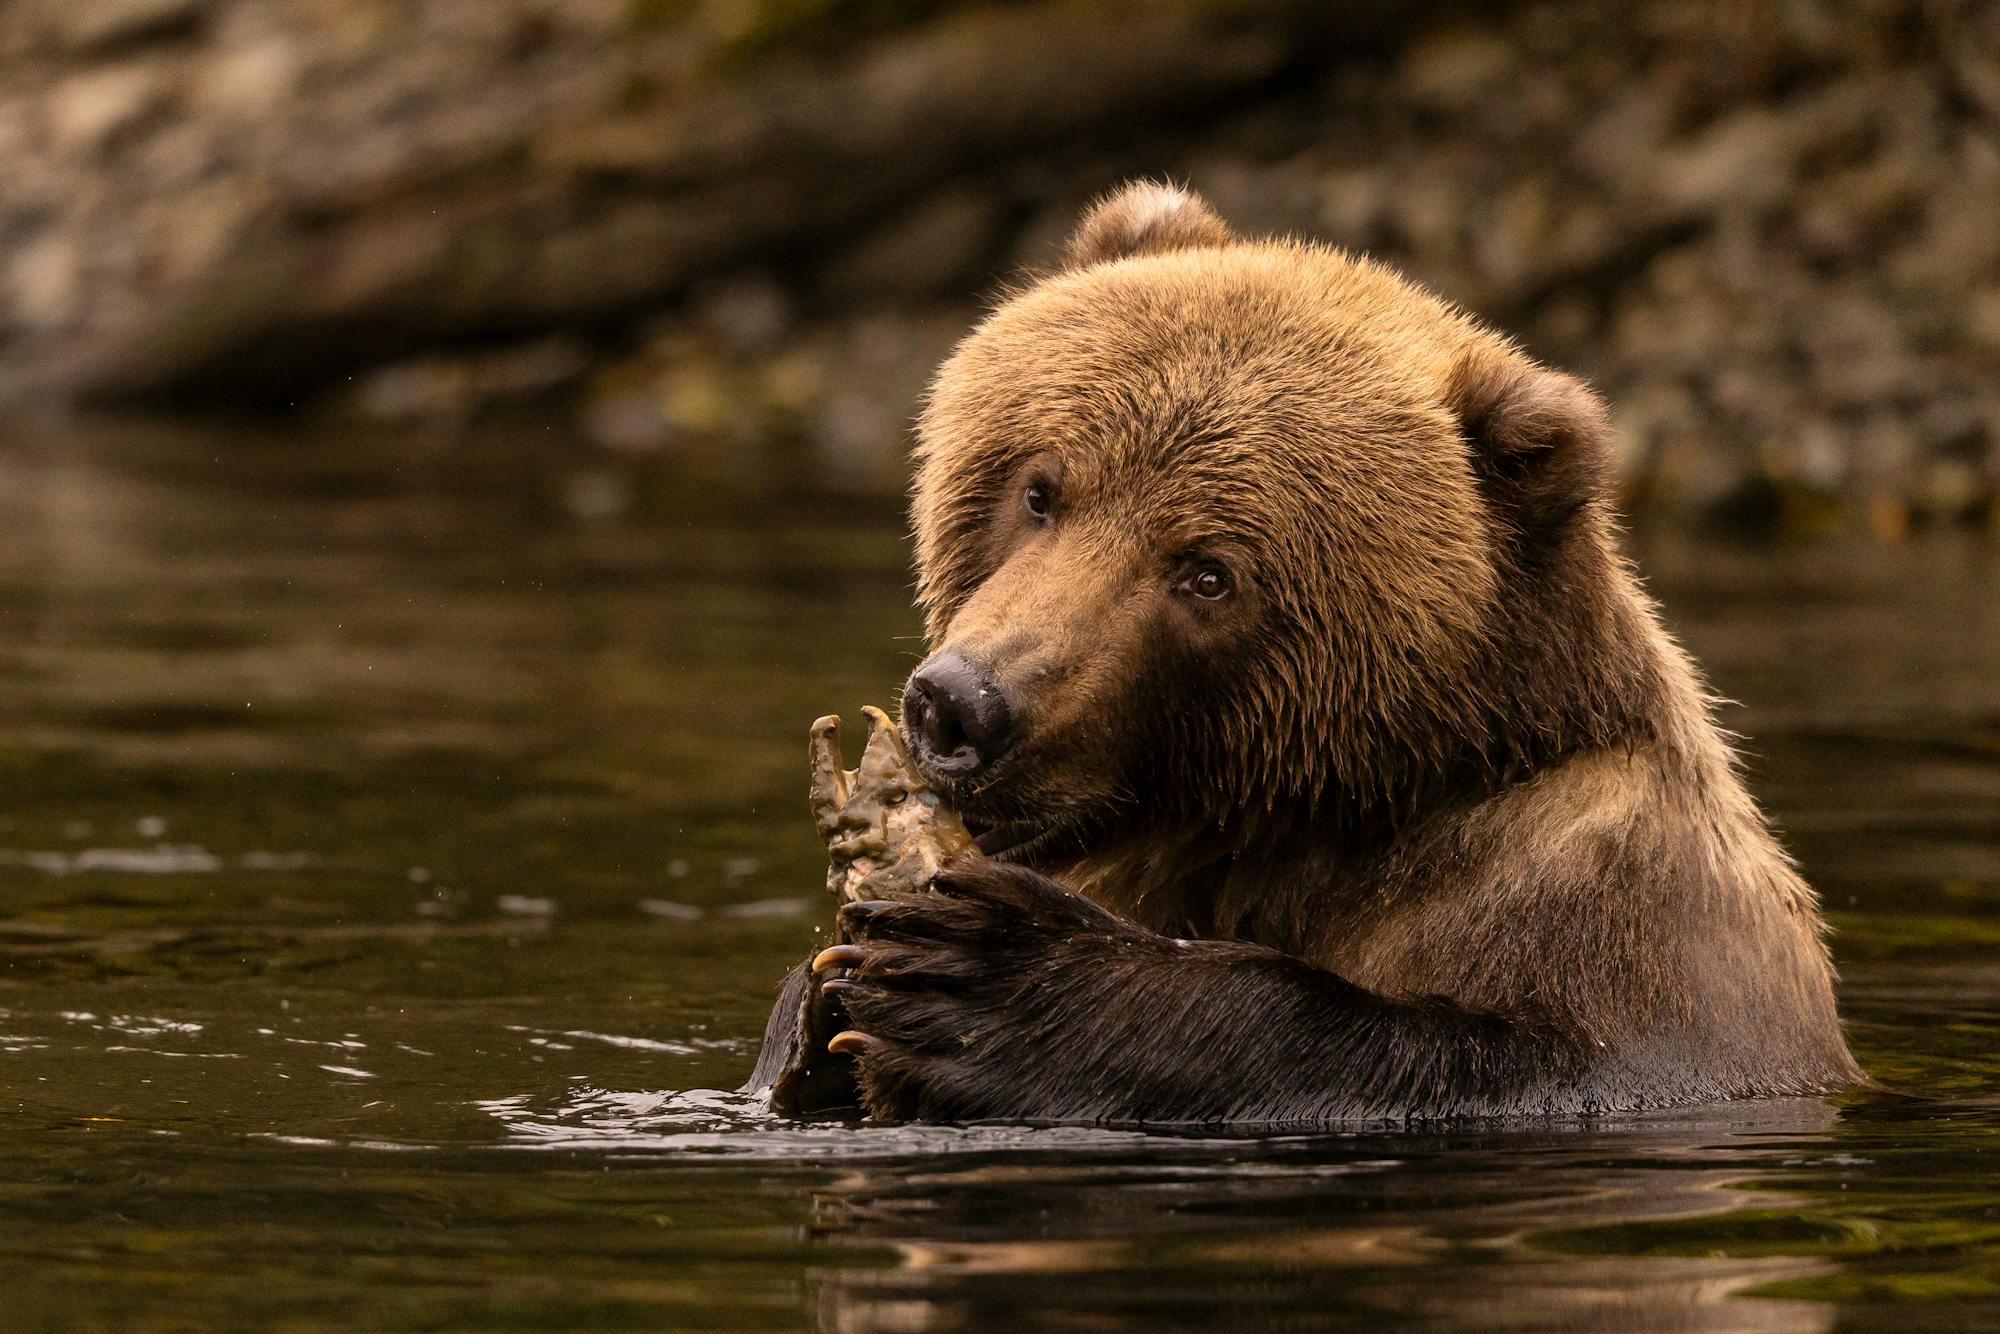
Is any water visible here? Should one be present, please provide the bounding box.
[1,422,1996,1331]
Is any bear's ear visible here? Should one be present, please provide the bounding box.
[1062,181,1232,270]
[1445,349,1612,537]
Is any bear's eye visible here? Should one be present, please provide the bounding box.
[1187,564,1233,601]
[1022,483,1053,521]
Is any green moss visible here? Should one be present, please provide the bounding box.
[1535,1202,2000,1283]
[1748,1269,2000,1303]
[1830,911,2000,961]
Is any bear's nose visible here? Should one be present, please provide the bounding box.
[902,649,1016,779]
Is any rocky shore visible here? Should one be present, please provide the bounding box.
[5,0,1999,529]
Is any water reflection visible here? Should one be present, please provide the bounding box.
[799,1106,1848,1333]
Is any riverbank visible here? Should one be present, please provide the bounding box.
[5,0,1997,530]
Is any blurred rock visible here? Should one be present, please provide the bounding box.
[1,0,1998,529]
[691,274,794,356]
[820,190,1000,305]
[45,0,206,57]
[1398,28,1514,112]
[48,63,174,155]
[6,233,84,332]
[348,337,588,424]
[582,391,674,455]
[2,0,1348,407]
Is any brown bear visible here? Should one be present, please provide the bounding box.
[747,181,1863,1125]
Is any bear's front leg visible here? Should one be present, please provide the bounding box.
[743,955,864,1118]
[815,860,1586,1126]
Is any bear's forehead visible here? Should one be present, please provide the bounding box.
[965,245,1464,386]
[940,247,1473,444]
[928,247,1476,496]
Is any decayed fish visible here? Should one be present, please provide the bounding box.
[808,705,974,906]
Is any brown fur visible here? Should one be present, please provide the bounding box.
[751,182,1861,1124]
[1061,180,1232,270]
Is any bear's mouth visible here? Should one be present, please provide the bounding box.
[956,808,1064,860]
[963,817,1044,858]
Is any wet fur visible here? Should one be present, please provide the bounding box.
[749,182,1862,1124]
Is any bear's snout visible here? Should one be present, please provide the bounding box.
[903,649,1017,781]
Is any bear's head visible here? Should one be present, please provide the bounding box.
[902,182,1661,870]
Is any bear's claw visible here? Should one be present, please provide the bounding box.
[812,943,867,973]
[827,1030,879,1056]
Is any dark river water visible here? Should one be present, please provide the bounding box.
[1,422,1996,1332]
